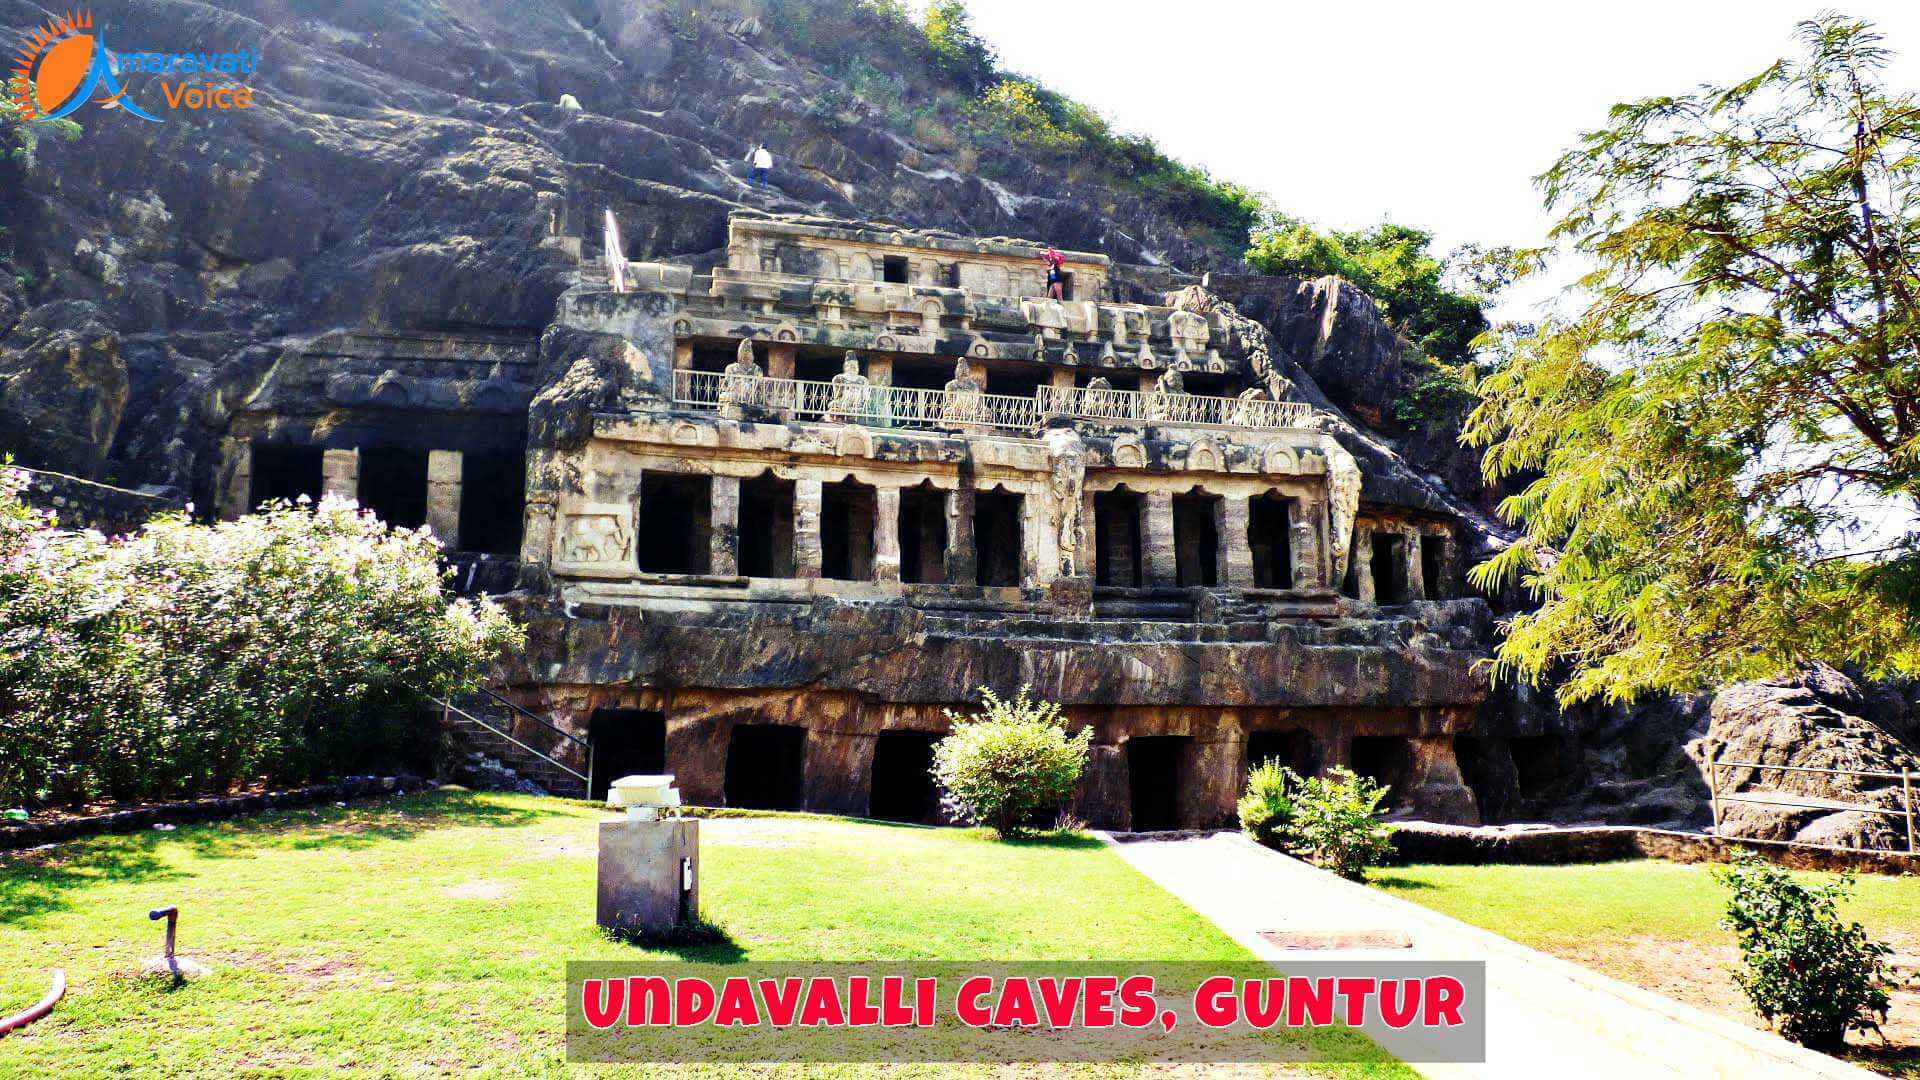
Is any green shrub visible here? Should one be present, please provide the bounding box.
[1714,852,1892,1050]
[0,468,520,806]
[931,685,1090,838]
[1236,758,1295,847]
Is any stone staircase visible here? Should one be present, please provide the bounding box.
[442,691,591,799]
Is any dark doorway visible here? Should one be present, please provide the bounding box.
[588,709,666,802]
[1128,736,1189,831]
[821,479,877,581]
[1246,730,1313,777]
[1421,535,1443,600]
[1349,736,1414,806]
[690,345,736,374]
[973,490,1023,587]
[1094,489,1144,587]
[984,368,1047,400]
[1250,493,1293,590]
[898,485,948,584]
[794,350,844,384]
[1509,734,1568,801]
[882,255,910,284]
[1371,531,1408,604]
[739,472,795,578]
[249,444,323,509]
[869,731,941,822]
[724,724,807,810]
[888,357,949,393]
[1173,491,1220,587]
[359,446,430,529]
[639,473,712,574]
[1057,271,1075,300]
[459,451,525,555]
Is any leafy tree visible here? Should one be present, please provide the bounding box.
[1465,14,1920,704]
[931,685,1090,837]
[1715,852,1891,1050]
[922,0,996,95]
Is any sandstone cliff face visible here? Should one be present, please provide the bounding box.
[0,0,1248,496]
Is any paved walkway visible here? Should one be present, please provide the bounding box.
[1103,831,1870,1079]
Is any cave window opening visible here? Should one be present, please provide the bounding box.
[1250,493,1294,590]
[820,478,877,581]
[358,446,430,530]
[1173,490,1220,587]
[739,472,795,578]
[1371,531,1408,604]
[248,444,323,510]
[888,358,949,393]
[898,484,948,585]
[690,345,735,374]
[587,709,666,803]
[724,724,806,811]
[638,473,712,575]
[459,451,525,556]
[795,351,843,384]
[984,367,1046,400]
[882,255,910,284]
[1094,489,1144,588]
[973,489,1024,588]
[1128,735,1190,831]
[869,731,941,822]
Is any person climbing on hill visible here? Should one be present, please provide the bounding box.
[1042,245,1067,300]
[749,143,774,188]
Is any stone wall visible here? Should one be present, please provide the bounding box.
[16,466,184,534]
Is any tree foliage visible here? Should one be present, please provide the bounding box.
[0,471,521,806]
[921,0,996,95]
[1465,14,1920,704]
[931,685,1090,838]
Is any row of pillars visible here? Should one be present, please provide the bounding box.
[314,447,465,548]
[1349,522,1445,604]
[705,477,986,583]
[674,340,1164,395]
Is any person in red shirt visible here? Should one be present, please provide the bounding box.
[1042,246,1067,299]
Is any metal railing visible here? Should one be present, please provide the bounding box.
[442,690,592,793]
[1706,754,1918,853]
[670,369,1319,436]
[1034,384,1315,430]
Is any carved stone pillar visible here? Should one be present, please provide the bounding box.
[1291,498,1325,590]
[944,487,976,586]
[793,478,823,579]
[672,340,694,370]
[1405,528,1426,601]
[873,486,901,583]
[1143,491,1177,587]
[321,448,359,504]
[426,450,463,548]
[1218,495,1255,589]
[1402,734,1480,824]
[521,496,556,567]
[1352,525,1375,604]
[710,475,740,577]
[767,342,796,382]
[218,438,252,520]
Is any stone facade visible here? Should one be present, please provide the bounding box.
[488,212,1487,829]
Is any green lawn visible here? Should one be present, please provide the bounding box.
[0,790,1401,1077]
[1374,860,1920,1075]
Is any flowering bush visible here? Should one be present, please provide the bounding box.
[0,467,520,806]
[932,686,1090,838]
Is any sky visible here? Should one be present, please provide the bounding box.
[956,0,1920,256]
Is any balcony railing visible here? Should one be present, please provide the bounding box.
[669,369,1316,436]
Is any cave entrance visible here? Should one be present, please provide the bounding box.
[739,472,795,578]
[459,451,525,556]
[724,724,807,811]
[359,446,430,530]
[985,367,1046,400]
[1350,736,1414,808]
[1250,493,1294,590]
[1094,489,1144,588]
[587,709,666,802]
[1246,730,1313,778]
[821,478,877,581]
[973,489,1023,587]
[882,255,910,285]
[1128,736,1189,831]
[1173,490,1220,587]
[249,444,323,509]
[869,731,941,823]
[1371,531,1408,604]
[1421,535,1443,600]
[1509,734,1567,801]
[639,473,712,575]
[898,484,947,585]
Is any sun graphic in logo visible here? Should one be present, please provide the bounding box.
[11,8,159,122]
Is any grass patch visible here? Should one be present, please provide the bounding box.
[1375,860,1920,1075]
[0,789,1403,1076]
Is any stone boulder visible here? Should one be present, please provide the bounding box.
[1691,665,1920,851]
[0,302,128,478]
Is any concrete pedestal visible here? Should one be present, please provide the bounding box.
[596,818,700,934]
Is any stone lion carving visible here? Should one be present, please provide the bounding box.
[561,513,630,565]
